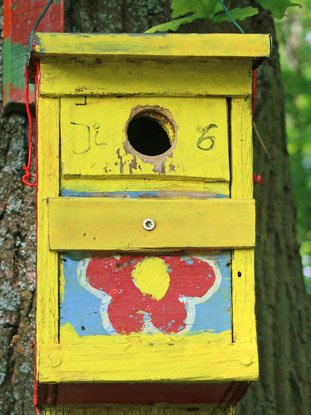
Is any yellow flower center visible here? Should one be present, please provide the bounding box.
[132,257,170,300]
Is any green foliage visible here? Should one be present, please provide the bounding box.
[146,0,258,33]
[170,0,216,19]
[212,6,258,23]
[256,0,301,19]
[145,15,197,33]
[146,0,301,33]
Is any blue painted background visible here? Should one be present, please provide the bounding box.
[60,252,232,337]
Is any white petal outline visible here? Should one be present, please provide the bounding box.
[77,257,116,334]
[76,256,222,336]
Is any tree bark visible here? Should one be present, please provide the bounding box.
[0,1,310,414]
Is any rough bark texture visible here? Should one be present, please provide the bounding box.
[0,2,37,414]
[236,4,311,415]
[0,1,310,414]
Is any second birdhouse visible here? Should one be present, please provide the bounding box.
[30,33,270,407]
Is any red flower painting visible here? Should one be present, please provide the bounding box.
[77,255,221,335]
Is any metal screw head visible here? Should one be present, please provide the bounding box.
[143,218,156,231]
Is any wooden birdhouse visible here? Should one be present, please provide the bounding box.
[29,33,271,407]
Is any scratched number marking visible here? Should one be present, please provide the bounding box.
[70,121,107,154]
[196,124,217,151]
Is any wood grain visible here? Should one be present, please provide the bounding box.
[36,97,60,346]
[48,198,255,251]
[39,58,252,97]
[37,340,258,383]
[33,33,271,59]
[230,97,257,345]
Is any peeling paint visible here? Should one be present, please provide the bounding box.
[123,105,177,175]
[116,148,124,174]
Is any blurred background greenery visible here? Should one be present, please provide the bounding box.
[276,0,311,295]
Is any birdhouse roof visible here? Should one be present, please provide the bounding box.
[30,33,271,63]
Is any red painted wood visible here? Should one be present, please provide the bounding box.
[36,382,251,406]
[3,0,64,107]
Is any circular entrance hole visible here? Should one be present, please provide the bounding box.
[126,108,175,157]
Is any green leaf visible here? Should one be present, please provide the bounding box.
[145,14,197,33]
[256,0,301,19]
[213,2,224,14]
[213,6,258,23]
[171,0,197,18]
[171,0,217,19]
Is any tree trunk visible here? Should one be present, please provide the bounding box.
[0,1,310,414]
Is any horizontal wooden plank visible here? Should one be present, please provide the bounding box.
[33,33,271,59]
[60,97,230,180]
[48,198,255,251]
[37,339,258,383]
[39,58,252,97]
[39,383,243,406]
[60,177,230,196]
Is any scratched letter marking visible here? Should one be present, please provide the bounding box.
[196,124,217,151]
[70,120,107,155]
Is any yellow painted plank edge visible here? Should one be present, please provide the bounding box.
[48,198,255,251]
[39,59,252,98]
[231,97,253,199]
[230,98,257,344]
[38,341,258,383]
[32,33,271,59]
[36,98,60,346]
[232,249,256,343]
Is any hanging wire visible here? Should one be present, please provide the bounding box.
[22,66,36,187]
[216,0,245,34]
[26,0,54,68]
[22,0,54,187]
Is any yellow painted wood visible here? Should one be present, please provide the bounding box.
[39,58,252,97]
[40,406,233,415]
[48,198,255,251]
[60,323,232,345]
[33,33,271,59]
[37,334,258,382]
[230,98,257,348]
[61,97,229,180]
[231,98,253,199]
[36,98,60,347]
[232,249,256,344]
[61,177,230,197]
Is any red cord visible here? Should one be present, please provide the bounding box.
[252,69,257,117]
[22,66,37,187]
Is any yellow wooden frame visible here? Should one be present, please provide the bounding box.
[34,33,271,385]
